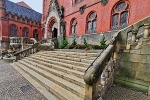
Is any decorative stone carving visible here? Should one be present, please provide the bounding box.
[79,5,86,14]
[100,0,109,6]
[60,6,64,18]
[46,0,64,21]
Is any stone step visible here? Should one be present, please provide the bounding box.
[14,62,83,100]
[28,56,87,72]
[22,58,84,78]
[32,54,90,68]
[36,52,97,61]
[20,58,85,88]
[10,63,60,100]
[18,60,85,98]
[40,51,100,57]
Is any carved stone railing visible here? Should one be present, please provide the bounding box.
[9,37,37,51]
[13,42,40,62]
[13,39,50,61]
[84,43,116,100]
[83,16,150,100]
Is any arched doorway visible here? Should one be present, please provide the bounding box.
[52,28,57,38]
[47,17,58,39]
[33,29,38,40]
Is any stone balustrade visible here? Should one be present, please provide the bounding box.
[13,42,40,62]
[13,39,49,61]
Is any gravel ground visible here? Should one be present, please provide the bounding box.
[0,60,47,100]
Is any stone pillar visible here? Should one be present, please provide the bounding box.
[131,30,138,45]
[143,24,150,39]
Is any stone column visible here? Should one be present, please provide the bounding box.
[131,30,138,45]
[143,24,150,39]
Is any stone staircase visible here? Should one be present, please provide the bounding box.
[11,50,101,100]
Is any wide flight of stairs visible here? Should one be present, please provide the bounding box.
[11,50,101,100]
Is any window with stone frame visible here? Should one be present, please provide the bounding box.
[111,1,129,30]
[70,18,77,35]
[86,12,97,33]
[22,27,29,37]
[10,24,18,37]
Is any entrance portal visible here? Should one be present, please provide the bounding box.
[52,28,57,38]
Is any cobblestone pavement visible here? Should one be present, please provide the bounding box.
[0,60,47,100]
[103,85,150,100]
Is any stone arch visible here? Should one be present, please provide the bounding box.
[46,17,58,39]
[45,11,60,39]
[44,0,63,39]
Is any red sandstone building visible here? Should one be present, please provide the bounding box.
[42,0,150,41]
[1,0,150,49]
[0,0,42,50]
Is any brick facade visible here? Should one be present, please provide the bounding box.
[0,0,43,42]
[42,0,150,38]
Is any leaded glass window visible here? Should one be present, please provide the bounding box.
[22,27,29,37]
[111,1,129,29]
[10,25,18,37]
[87,12,97,33]
[70,18,77,35]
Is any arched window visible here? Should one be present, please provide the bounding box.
[86,12,97,33]
[111,1,129,29]
[10,25,18,37]
[22,27,29,37]
[33,29,39,40]
[70,18,77,35]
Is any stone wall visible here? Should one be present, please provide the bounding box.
[57,31,117,46]
[0,41,10,51]
[114,33,150,93]
[118,44,150,82]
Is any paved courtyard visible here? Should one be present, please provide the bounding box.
[1,59,150,100]
[0,60,47,100]
[103,85,150,100]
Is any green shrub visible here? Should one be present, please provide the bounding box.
[100,37,106,46]
[83,38,88,47]
[71,39,77,48]
[92,44,107,49]
[59,38,68,49]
